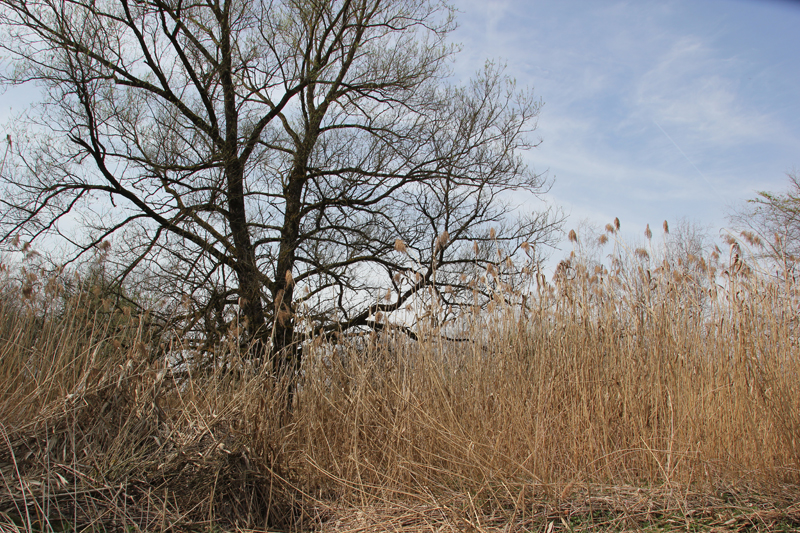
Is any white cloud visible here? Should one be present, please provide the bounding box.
[633,36,784,150]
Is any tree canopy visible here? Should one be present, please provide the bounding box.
[0,0,562,372]
[730,170,800,273]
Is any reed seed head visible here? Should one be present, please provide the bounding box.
[22,282,33,299]
[740,230,763,248]
[568,229,578,243]
[435,230,449,252]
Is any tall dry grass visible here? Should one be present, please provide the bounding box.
[1,229,799,531]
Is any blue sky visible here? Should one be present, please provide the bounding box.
[451,0,800,258]
[2,0,799,264]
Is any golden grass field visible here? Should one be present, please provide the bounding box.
[1,229,799,532]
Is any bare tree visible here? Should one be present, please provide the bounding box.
[0,0,562,372]
[727,170,800,277]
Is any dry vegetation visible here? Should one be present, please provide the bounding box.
[1,226,800,532]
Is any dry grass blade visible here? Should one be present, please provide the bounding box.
[1,233,799,531]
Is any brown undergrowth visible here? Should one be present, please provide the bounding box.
[1,229,799,531]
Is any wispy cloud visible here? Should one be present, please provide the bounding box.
[633,36,785,150]
[452,0,800,257]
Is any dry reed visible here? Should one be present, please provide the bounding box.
[0,231,799,532]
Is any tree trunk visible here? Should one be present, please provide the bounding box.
[271,171,305,376]
[227,161,269,358]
